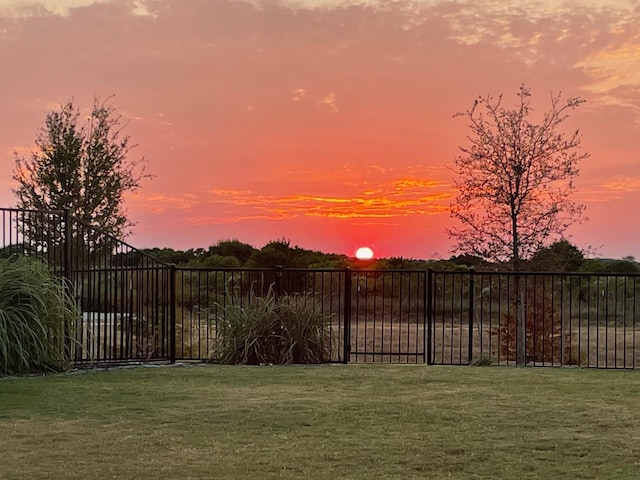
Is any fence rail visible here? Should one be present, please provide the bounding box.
[3,207,640,368]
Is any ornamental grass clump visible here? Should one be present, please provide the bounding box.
[0,256,78,376]
[209,287,333,365]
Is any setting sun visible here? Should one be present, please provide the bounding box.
[355,246,374,260]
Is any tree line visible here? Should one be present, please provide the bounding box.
[141,238,640,274]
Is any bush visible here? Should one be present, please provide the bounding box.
[0,256,78,376]
[208,287,334,365]
[490,278,570,364]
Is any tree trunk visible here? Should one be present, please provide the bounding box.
[512,211,527,366]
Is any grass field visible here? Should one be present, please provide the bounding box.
[2,365,640,479]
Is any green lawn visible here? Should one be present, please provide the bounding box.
[1,364,639,479]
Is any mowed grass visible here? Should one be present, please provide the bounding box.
[1,365,640,479]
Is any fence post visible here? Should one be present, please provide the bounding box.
[426,268,433,365]
[343,267,352,364]
[468,268,475,364]
[169,264,177,363]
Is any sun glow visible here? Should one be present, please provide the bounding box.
[355,246,374,260]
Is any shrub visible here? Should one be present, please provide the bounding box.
[0,256,78,376]
[208,287,333,365]
[490,278,571,364]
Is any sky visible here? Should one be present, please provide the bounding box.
[1,0,639,260]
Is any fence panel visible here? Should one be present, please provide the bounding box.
[67,215,173,364]
[430,270,640,368]
[349,270,426,363]
[429,270,474,365]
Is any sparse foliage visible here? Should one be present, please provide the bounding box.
[13,97,150,242]
[449,85,588,270]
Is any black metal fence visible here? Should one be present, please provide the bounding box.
[3,207,640,368]
[430,270,640,368]
[1,207,174,365]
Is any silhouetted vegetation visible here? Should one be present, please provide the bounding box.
[527,239,585,272]
[142,238,637,274]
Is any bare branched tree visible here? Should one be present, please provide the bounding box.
[449,85,588,271]
[449,85,589,365]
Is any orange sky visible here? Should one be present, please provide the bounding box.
[1,0,639,260]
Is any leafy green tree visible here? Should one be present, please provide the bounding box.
[13,98,150,242]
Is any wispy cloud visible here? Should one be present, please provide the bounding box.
[139,176,453,225]
[601,176,640,193]
[577,42,640,106]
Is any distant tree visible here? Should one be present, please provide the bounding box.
[248,239,307,268]
[13,97,150,244]
[309,254,350,269]
[448,254,490,270]
[450,85,589,365]
[529,240,585,272]
[449,85,588,270]
[142,248,195,265]
[198,255,241,268]
[208,240,257,265]
[580,258,640,274]
[374,257,431,270]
